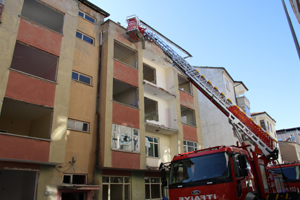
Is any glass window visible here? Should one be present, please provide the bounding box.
[72,71,92,85]
[78,11,84,17]
[145,177,161,200]
[183,140,198,153]
[271,166,300,180]
[102,176,130,200]
[67,119,89,132]
[76,31,82,39]
[78,11,95,24]
[112,124,140,153]
[76,31,94,45]
[145,136,159,158]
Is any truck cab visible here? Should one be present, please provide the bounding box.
[166,146,256,200]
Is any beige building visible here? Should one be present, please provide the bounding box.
[0,0,203,199]
[279,141,300,163]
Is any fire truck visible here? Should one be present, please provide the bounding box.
[125,15,298,200]
[269,163,300,194]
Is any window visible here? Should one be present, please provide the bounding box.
[180,105,196,126]
[143,64,156,84]
[78,11,95,23]
[260,120,266,131]
[178,75,192,95]
[144,97,158,121]
[183,140,198,153]
[113,79,138,108]
[72,71,92,85]
[102,176,130,200]
[67,119,89,132]
[63,174,87,184]
[76,31,94,44]
[112,124,140,152]
[145,177,161,200]
[145,136,159,157]
[114,41,137,68]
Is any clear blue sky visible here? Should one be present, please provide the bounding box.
[91,0,300,130]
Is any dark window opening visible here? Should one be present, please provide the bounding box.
[114,41,137,68]
[144,97,158,121]
[73,175,87,184]
[113,79,138,108]
[0,98,53,139]
[62,193,85,200]
[178,75,192,95]
[63,175,71,184]
[21,0,64,33]
[143,64,156,84]
[180,105,196,126]
[10,42,58,82]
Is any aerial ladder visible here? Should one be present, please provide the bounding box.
[126,15,278,159]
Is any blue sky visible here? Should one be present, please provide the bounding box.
[91,0,300,130]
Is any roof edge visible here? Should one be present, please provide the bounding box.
[78,0,110,17]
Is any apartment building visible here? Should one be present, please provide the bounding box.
[278,141,300,163]
[0,0,109,199]
[96,20,202,200]
[251,112,282,163]
[0,0,203,199]
[277,127,300,144]
[194,66,249,147]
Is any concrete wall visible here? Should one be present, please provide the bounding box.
[196,67,238,148]
[279,142,300,163]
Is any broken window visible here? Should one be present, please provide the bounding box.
[112,124,140,153]
[0,98,53,139]
[76,31,94,45]
[102,176,130,200]
[21,0,64,33]
[113,79,138,108]
[10,42,58,82]
[145,136,159,158]
[67,119,89,133]
[143,64,156,84]
[183,140,198,153]
[144,97,158,121]
[114,41,137,68]
[180,105,196,126]
[72,71,92,85]
[78,11,95,24]
[178,75,192,95]
[63,174,87,184]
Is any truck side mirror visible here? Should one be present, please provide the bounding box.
[238,155,247,169]
[239,168,248,177]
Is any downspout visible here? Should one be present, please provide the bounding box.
[96,32,103,169]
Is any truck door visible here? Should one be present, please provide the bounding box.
[232,153,254,199]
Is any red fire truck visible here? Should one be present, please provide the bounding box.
[269,163,300,194]
[126,15,298,200]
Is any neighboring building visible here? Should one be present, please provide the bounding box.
[97,20,202,200]
[251,112,282,163]
[0,0,109,199]
[194,66,249,148]
[279,141,300,163]
[0,1,203,199]
[277,127,300,144]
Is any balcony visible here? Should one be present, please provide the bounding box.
[236,96,250,117]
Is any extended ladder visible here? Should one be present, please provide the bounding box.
[126,15,278,157]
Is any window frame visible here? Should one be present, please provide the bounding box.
[144,97,158,122]
[67,119,90,133]
[112,124,140,153]
[145,177,162,200]
[183,140,198,153]
[72,71,92,85]
[143,64,156,84]
[62,174,88,185]
[178,75,193,95]
[76,31,94,45]
[145,136,159,158]
[180,105,196,126]
[102,176,131,200]
[78,11,96,24]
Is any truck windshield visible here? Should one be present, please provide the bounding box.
[170,152,230,184]
[271,166,300,180]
